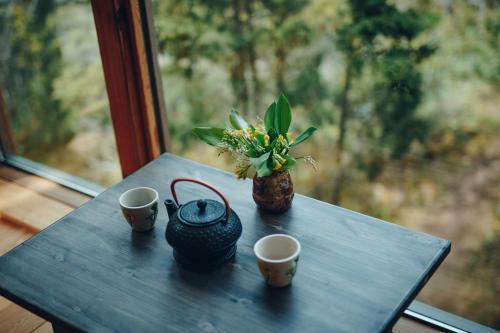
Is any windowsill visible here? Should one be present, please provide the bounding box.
[2,154,104,197]
[406,301,498,333]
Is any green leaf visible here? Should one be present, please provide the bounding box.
[275,94,292,135]
[255,132,266,146]
[246,147,258,158]
[267,127,278,141]
[291,127,317,147]
[257,163,272,177]
[249,151,272,177]
[229,110,248,130]
[192,127,225,146]
[264,101,276,132]
[281,156,297,171]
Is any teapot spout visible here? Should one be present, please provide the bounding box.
[164,199,178,219]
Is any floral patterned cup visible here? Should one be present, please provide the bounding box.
[119,187,159,232]
[254,234,301,287]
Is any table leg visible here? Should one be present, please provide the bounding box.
[52,323,73,333]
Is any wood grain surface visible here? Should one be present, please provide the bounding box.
[0,166,89,208]
[0,154,450,333]
[0,302,45,333]
[0,179,73,232]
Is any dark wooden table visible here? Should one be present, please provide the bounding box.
[0,154,450,333]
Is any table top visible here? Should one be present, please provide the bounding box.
[0,154,450,333]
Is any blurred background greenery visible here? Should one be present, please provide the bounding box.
[0,0,498,328]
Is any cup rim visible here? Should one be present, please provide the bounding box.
[119,187,159,210]
[253,234,301,264]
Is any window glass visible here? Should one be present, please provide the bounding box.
[0,0,121,187]
[151,0,499,327]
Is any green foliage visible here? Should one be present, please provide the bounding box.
[372,48,430,158]
[249,151,272,177]
[229,110,249,130]
[0,0,73,156]
[193,94,316,178]
[154,0,313,115]
[274,94,292,135]
[191,127,225,146]
[264,101,277,133]
[282,155,297,171]
[291,127,317,147]
[334,0,437,179]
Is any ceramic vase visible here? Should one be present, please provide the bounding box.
[252,171,294,213]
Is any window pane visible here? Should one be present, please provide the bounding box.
[0,0,121,187]
[152,0,499,328]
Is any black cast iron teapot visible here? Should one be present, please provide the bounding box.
[164,178,242,272]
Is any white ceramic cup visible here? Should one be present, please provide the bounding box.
[254,234,301,287]
[119,187,159,232]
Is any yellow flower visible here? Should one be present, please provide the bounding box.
[278,135,284,142]
[234,170,243,179]
[287,131,295,143]
[249,133,254,139]
[273,163,282,171]
[264,134,270,142]
[254,129,260,135]
[246,128,252,134]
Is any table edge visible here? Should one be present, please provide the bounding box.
[381,239,451,332]
[0,282,85,333]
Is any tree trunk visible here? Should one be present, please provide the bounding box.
[0,85,16,153]
[275,45,286,93]
[231,0,249,116]
[248,46,259,116]
[332,57,354,204]
[245,0,260,116]
[230,53,249,115]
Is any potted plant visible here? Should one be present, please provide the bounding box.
[192,94,316,213]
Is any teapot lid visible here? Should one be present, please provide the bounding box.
[178,199,225,227]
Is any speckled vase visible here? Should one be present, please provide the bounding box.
[252,171,294,213]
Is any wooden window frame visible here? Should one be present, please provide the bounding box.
[90,0,169,177]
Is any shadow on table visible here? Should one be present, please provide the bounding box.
[258,283,295,315]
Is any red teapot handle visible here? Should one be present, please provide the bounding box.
[170,177,231,223]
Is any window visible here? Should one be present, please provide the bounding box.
[151,0,499,329]
[0,0,121,187]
